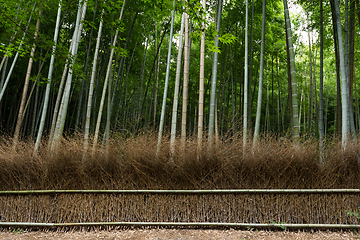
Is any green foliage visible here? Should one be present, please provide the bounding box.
[71,62,85,79]
[219,33,236,45]
[209,45,221,54]
[0,43,16,57]
[269,220,287,230]
[12,228,22,234]
[0,0,353,139]
[38,77,51,86]
[346,208,360,219]
[111,45,128,57]
[186,0,204,24]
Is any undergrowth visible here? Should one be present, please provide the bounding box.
[0,132,359,190]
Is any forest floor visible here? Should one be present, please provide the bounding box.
[0,229,359,239]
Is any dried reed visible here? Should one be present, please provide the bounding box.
[0,133,359,226]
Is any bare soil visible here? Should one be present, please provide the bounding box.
[0,229,359,240]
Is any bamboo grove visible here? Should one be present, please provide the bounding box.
[0,0,359,156]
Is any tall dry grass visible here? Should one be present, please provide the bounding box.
[0,133,359,191]
[0,133,359,225]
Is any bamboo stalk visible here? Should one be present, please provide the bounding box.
[0,189,359,195]
[0,221,359,229]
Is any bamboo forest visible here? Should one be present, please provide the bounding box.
[1,0,360,232]
[0,0,359,152]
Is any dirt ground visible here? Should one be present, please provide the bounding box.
[0,229,359,240]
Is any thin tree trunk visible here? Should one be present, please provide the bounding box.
[170,13,185,157]
[344,0,356,139]
[74,2,97,135]
[285,27,294,136]
[48,58,69,143]
[312,46,319,135]
[247,0,255,129]
[92,4,125,150]
[209,0,223,149]
[333,0,350,148]
[265,83,269,133]
[218,45,227,137]
[83,9,105,152]
[283,0,299,142]
[0,57,8,91]
[13,8,41,147]
[349,0,356,136]
[135,34,150,130]
[197,0,206,151]
[276,58,284,132]
[345,0,350,108]
[48,17,85,142]
[104,5,137,137]
[231,71,236,135]
[307,18,313,132]
[140,24,170,116]
[103,64,112,150]
[253,0,266,147]
[153,21,162,127]
[330,0,342,136]
[221,75,229,135]
[355,0,360,128]
[243,0,249,149]
[114,42,137,131]
[355,72,359,132]
[31,78,39,139]
[319,0,324,165]
[156,0,175,156]
[181,12,189,147]
[34,1,62,152]
[270,57,274,132]
[299,89,303,133]
[51,1,86,149]
[325,96,328,135]
[349,0,355,107]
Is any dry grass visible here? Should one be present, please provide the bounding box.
[1,133,358,190]
[0,133,359,226]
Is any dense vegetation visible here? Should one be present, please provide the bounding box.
[0,0,359,158]
[0,134,359,225]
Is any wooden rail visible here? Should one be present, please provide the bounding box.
[0,189,359,194]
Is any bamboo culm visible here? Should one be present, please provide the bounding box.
[13,9,41,147]
[92,3,125,151]
[83,9,105,152]
[319,0,324,165]
[156,0,176,156]
[208,0,223,147]
[170,13,185,157]
[197,0,206,150]
[243,0,249,149]
[181,12,190,147]
[333,0,350,148]
[253,0,266,147]
[51,1,87,150]
[283,0,300,142]
[34,2,62,153]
